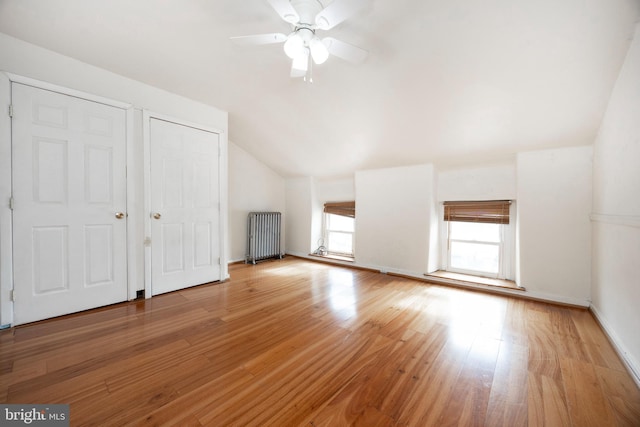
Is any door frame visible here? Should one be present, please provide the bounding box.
[0,72,137,327]
[142,110,228,299]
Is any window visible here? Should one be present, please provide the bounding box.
[323,201,355,257]
[442,200,514,279]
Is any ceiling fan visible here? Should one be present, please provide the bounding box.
[231,0,369,81]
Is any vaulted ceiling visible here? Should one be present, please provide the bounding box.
[1,0,638,178]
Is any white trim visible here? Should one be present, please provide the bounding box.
[142,111,152,299]
[143,110,224,136]
[4,73,132,110]
[125,107,137,301]
[590,213,640,228]
[219,131,229,280]
[142,110,228,297]
[590,304,640,389]
[0,73,13,327]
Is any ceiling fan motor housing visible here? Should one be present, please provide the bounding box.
[290,0,324,27]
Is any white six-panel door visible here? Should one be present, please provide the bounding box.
[149,118,220,295]
[12,83,128,325]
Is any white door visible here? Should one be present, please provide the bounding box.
[12,83,128,325]
[149,118,220,295]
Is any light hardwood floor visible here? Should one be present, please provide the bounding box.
[1,258,639,426]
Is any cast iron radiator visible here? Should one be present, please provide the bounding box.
[246,212,283,264]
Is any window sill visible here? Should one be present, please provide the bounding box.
[309,253,354,263]
[425,270,523,291]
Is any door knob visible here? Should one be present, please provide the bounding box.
[115,212,125,219]
[153,213,161,220]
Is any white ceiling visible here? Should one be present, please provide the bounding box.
[1,0,638,178]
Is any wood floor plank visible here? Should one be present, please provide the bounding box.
[400,337,474,425]
[302,329,423,426]
[594,363,640,426]
[572,309,627,371]
[429,336,501,426]
[1,258,638,426]
[560,357,617,426]
[485,341,528,426]
[194,327,355,425]
[527,372,571,426]
[133,368,255,427]
[7,338,192,403]
[377,324,448,421]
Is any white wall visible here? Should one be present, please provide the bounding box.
[437,163,517,202]
[426,176,439,274]
[285,177,315,256]
[0,33,227,130]
[228,142,285,262]
[316,177,356,203]
[517,146,593,305]
[591,23,640,383]
[355,164,437,274]
[309,178,323,255]
[0,33,228,326]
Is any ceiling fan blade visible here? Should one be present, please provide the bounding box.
[266,0,300,24]
[315,0,367,30]
[230,33,287,46]
[291,50,309,78]
[323,37,368,63]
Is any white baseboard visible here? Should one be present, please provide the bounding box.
[589,304,640,389]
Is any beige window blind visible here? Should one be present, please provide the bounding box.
[324,201,356,218]
[443,200,511,224]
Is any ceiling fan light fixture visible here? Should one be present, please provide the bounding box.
[309,37,329,64]
[284,32,305,59]
[292,48,310,72]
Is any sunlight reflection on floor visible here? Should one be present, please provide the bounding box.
[328,269,357,319]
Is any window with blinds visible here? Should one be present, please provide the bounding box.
[324,201,355,218]
[323,201,355,257]
[443,200,514,279]
[443,200,511,224]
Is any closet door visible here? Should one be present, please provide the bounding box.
[149,118,220,295]
[12,83,128,325]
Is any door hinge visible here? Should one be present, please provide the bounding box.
[8,104,13,118]
[9,197,14,210]
[10,290,15,302]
